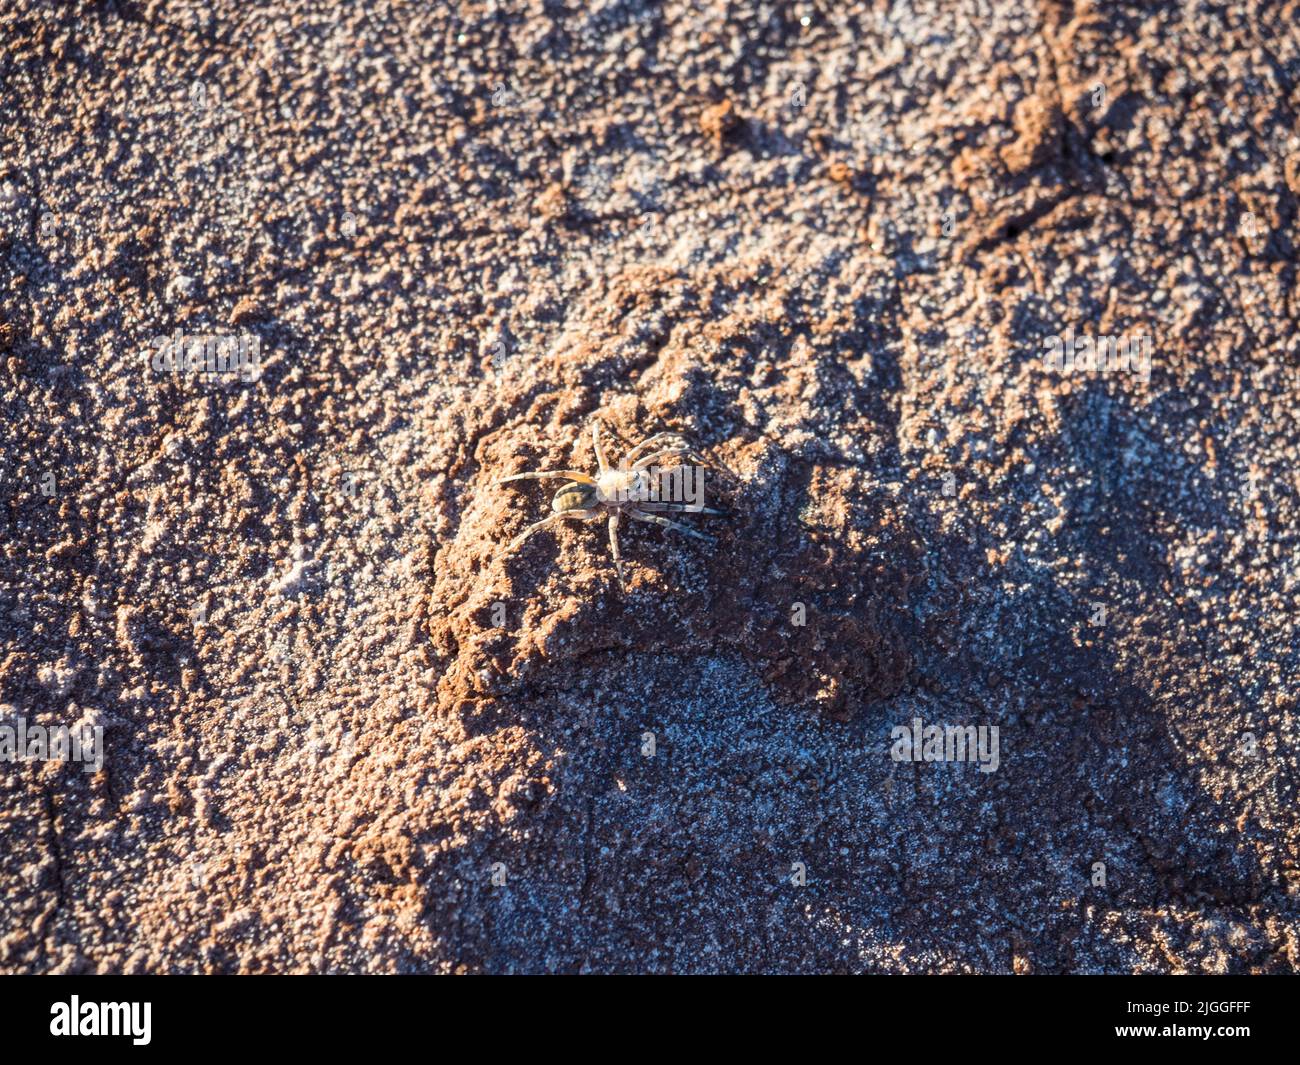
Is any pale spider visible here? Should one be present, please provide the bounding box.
[497,422,728,587]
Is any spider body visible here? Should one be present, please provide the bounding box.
[497,421,729,588]
[594,465,653,505]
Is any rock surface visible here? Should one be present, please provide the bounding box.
[1,0,1297,972]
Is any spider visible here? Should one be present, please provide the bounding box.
[496,421,728,587]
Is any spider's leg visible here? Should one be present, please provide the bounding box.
[627,508,716,543]
[632,446,713,472]
[634,446,739,481]
[497,470,596,486]
[592,421,609,475]
[506,512,565,552]
[622,431,689,465]
[607,512,625,588]
[505,509,597,552]
[636,501,727,515]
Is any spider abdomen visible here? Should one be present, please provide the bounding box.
[551,482,598,513]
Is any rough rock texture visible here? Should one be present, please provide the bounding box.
[1,0,1297,973]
